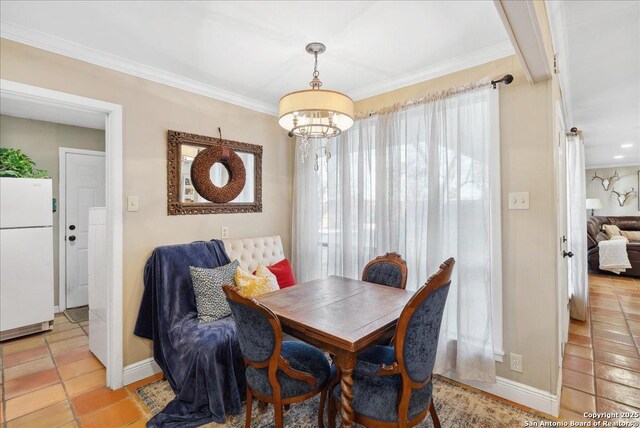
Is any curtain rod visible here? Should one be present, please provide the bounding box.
[356,74,514,119]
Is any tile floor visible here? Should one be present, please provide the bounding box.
[559,273,640,422]
[0,313,160,427]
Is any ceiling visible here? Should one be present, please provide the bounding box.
[0,1,512,115]
[0,94,106,129]
[549,1,640,168]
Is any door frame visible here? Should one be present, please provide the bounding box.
[58,147,106,311]
[1,79,124,389]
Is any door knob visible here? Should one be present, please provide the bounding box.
[68,235,76,242]
[563,251,574,258]
[69,225,76,230]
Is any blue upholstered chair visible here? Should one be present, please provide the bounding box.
[223,285,331,428]
[362,252,408,289]
[329,258,455,428]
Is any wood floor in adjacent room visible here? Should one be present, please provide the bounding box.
[560,273,640,421]
[0,313,160,427]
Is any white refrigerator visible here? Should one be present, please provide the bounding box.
[0,178,55,340]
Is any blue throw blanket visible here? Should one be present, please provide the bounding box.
[134,240,246,427]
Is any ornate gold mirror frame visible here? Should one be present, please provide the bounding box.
[167,130,262,215]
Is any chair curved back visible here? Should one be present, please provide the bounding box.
[394,257,455,389]
[361,252,408,289]
[223,285,282,364]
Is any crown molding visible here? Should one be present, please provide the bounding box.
[586,161,640,170]
[349,40,514,101]
[0,20,278,116]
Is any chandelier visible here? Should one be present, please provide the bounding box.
[279,43,354,167]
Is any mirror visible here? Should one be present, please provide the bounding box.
[168,130,262,215]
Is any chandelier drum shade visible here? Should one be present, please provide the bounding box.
[279,43,354,163]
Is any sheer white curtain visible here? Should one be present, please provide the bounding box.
[292,83,499,382]
[567,133,588,321]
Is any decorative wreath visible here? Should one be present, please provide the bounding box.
[190,146,246,203]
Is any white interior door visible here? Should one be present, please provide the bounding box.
[555,104,570,359]
[65,151,105,308]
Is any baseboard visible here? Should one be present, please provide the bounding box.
[54,306,60,314]
[448,374,560,417]
[123,357,162,386]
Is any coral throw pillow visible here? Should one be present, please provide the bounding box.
[234,268,277,298]
[267,259,296,288]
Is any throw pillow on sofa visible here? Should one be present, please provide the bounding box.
[267,259,296,288]
[603,224,622,239]
[234,267,278,298]
[254,263,279,290]
[621,230,640,241]
[190,260,239,323]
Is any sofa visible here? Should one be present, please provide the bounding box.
[587,216,640,277]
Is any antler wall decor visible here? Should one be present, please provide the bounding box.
[592,170,620,191]
[611,187,636,207]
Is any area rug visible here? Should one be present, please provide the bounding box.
[63,305,89,323]
[136,376,554,427]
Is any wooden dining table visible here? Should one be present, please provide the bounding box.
[256,275,414,427]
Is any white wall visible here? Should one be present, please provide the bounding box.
[586,166,640,216]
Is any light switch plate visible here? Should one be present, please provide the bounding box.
[127,196,139,212]
[508,192,530,210]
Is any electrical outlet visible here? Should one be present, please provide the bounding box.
[221,227,229,239]
[510,353,523,373]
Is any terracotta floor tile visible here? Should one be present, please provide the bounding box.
[58,356,104,380]
[63,368,106,397]
[71,386,129,416]
[569,324,591,337]
[3,356,55,381]
[3,345,50,368]
[590,307,625,319]
[126,419,149,428]
[53,345,92,366]
[565,343,593,360]
[562,368,594,394]
[592,320,630,335]
[593,350,640,373]
[592,329,635,346]
[49,321,80,334]
[4,367,60,400]
[4,383,66,421]
[46,327,85,344]
[5,400,74,428]
[53,314,71,325]
[563,355,594,375]
[590,314,627,327]
[596,378,640,409]
[560,387,596,414]
[1,335,46,355]
[58,422,78,428]
[590,299,621,310]
[568,333,592,348]
[594,362,640,388]
[78,398,144,428]
[625,312,640,322]
[48,335,89,355]
[592,339,639,358]
[559,407,591,422]
[596,397,640,423]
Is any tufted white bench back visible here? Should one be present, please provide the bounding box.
[222,235,285,273]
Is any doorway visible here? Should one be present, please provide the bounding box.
[59,148,106,309]
[0,79,124,389]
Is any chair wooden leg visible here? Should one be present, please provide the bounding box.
[429,400,441,428]
[318,387,327,428]
[245,389,253,428]
[274,403,284,428]
[328,398,337,428]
